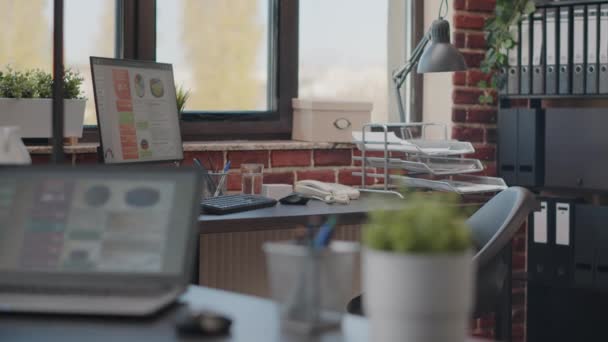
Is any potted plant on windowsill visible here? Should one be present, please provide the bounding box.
[363,192,475,342]
[176,84,191,118]
[0,67,86,138]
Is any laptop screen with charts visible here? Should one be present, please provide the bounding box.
[0,166,201,291]
[90,57,184,164]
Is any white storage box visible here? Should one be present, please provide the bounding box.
[292,99,372,143]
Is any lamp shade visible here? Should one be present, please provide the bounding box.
[417,19,467,73]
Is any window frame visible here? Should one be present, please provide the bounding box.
[141,0,296,140]
[81,0,423,142]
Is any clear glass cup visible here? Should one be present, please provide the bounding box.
[241,163,264,195]
[201,172,228,199]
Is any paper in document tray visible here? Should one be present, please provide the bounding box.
[354,172,507,194]
[353,155,484,176]
[352,131,474,156]
[396,174,507,194]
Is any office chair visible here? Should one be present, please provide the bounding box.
[347,187,538,337]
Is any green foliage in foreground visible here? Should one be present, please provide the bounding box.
[364,192,472,253]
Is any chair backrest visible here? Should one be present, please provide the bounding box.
[468,187,539,268]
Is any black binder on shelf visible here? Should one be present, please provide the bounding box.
[497,108,518,185]
[586,4,599,94]
[521,15,532,95]
[533,9,546,94]
[508,23,520,94]
[516,108,544,187]
[574,205,598,289]
[553,201,575,286]
[546,8,558,95]
[529,200,552,283]
[600,4,608,94]
[559,6,572,95]
[573,6,586,94]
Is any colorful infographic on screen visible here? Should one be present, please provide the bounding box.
[91,58,183,163]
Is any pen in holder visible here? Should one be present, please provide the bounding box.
[201,172,228,199]
[263,241,360,334]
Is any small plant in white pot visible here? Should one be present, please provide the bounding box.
[0,66,86,139]
[363,192,475,342]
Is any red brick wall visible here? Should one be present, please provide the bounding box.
[452,1,527,341]
[30,147,378,191]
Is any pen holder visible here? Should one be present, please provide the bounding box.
[201,172,228,199]
[263,241,360,334]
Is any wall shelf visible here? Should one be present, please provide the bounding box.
[535,0,608,7]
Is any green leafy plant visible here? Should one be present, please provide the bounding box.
[363,192,472,253]
[175,85,191,115]
[0,66,84,100]
[478,0,536,105]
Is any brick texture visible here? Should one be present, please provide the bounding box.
[226,150,269,168]
[452,0,527,340]
[313,149,352,167]
[270,150,311,168]
[263,171,295,185]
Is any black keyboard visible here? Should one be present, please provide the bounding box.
[201,194,278,215]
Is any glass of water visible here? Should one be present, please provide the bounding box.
[241,163,264,195]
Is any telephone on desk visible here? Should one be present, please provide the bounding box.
[294,180,360,204]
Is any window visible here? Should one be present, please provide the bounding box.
[2,0,418,140]
[299,0,389,123]
[156,0,274,113]
[0,0,117,126]
[140,0,297,140]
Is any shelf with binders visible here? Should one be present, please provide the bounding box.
[535,1,608,8]
[500,1,608,98]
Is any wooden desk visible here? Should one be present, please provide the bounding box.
[0,286,490,342]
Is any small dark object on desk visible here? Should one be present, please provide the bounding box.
[279,193,311,205]
[175,309,232,337]
[201,194,277,215]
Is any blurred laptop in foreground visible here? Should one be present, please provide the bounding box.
[0,166,202,316]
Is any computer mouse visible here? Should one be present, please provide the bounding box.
[279,193,310,205]
[175,309,232,336]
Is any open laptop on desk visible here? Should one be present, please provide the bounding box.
[0,166,202,316]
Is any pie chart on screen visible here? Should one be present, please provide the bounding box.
[150,78,164,98]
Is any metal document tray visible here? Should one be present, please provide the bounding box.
[353,155,484,176]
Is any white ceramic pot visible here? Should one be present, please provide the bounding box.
[0,98,86,138]
[0,126,31,164]
[363,248,475,342]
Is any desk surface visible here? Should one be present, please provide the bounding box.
[0,286,488,342]
[198,193,484,234]
[198,193,405,233]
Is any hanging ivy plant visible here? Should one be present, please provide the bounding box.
[478,0,536,105]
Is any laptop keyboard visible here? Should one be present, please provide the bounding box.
[201,194,278,215]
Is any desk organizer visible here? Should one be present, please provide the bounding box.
[352,123,507,196]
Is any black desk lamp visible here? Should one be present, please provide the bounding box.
[393,0,467,122]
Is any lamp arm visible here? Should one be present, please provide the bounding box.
[392,30,431,122]
[392,31,431,87]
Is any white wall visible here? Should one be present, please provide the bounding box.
[422,0,454,138]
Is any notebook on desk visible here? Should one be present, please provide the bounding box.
[0,166,202,316]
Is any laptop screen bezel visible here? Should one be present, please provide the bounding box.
[90,56,185,165]
[0,166,202,289]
